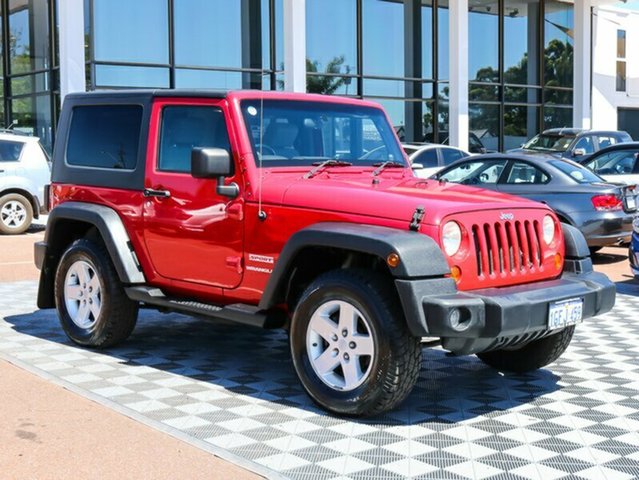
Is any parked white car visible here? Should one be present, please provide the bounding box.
[0,132,50,234]
[402,143,471,178]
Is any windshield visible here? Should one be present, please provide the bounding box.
[549,160,604,184]
[241,100,406,168]
[523,134,575,152]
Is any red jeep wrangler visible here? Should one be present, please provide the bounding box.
[35,90,615,416]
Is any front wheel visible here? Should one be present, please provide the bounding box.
[289,269,422,417]
[54,238,138,348]
[476,326,575,373]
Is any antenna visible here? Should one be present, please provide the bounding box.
[257,72,267,221]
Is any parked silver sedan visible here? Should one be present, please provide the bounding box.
[401,143,470,178]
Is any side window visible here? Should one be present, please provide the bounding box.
[590,151,638,175]
[67,105,142,169]
[439,159,507,185]
[505,162,549,184]
[573,136,595,154]
[413,149,438,168]
[158,106,230,173]
[0,140,24,162]
[440,148,466,166]
[596,135,617,150]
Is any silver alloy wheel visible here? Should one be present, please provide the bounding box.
[1,200,27,229]
[64,260,102,329]
[306,300,375,391]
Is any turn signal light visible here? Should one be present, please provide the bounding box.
[554,253,562,270]
[386,253,400,268]
[591,194,623,211]
[450,265,462,282]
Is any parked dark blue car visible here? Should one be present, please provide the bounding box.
[631,217,639,279]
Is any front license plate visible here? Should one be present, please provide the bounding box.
[548,298,583,330]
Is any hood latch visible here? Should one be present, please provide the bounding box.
[409,206,425,232]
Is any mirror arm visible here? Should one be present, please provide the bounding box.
[216,176,239,198]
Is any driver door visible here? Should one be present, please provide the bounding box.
[143,99,244,288]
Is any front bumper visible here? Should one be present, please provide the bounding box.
[396,269,615,355]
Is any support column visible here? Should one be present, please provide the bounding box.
[59,0,87,99]
[241,0,262,89]
[449,0,469,151]
[404,0,422,143]
[283,0,306,92]
[573,0,592,129]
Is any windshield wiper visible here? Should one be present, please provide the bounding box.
[304,160,352,179]
[372,161,406,176]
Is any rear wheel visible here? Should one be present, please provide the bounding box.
[289,269,421,417]
[0,193,33,234]
[54,238,138,348]
[476,326,575,373]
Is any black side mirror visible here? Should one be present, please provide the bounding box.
[191,148,239,198]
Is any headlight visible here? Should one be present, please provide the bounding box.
[543,215,555,245]
[442,221,462,256]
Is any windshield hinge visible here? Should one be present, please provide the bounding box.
[409,206,425,232]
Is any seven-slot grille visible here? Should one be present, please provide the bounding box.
[471,220,543,278]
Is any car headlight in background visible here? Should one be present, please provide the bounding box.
[633,216,639,234]
[542,215,555,245]
[442,221,462,256]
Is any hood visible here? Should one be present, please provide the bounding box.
[258,169,547,226]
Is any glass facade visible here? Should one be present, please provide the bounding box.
[0,0,58,152]
[85,0,282,91]
[0,0,577,154]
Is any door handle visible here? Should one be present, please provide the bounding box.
[143,188,171,198]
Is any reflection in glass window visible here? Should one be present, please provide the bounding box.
[438,1,449,80]
[175,69,243,90]
[504,105,538,151]
[617,30,626,59]
[94,0,168,64]
[9,0,51,74]
[439,159,507,185]
[421,1,434,79]
[504,0,540,86]
[414,149,438,168]
[543,107,572,130]
[307,0,357,78]
[544,1,573,88]
[11,95,54,150]
[95,65,169,88]
[363,0,404,77]
[469,1,498,82]
[470,104,499,152]
[174,0,241,68]
[617,61,626,92]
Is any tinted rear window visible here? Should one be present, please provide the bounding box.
[0,140,24,161]
[66,105,143,170]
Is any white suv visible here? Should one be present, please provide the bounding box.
[0,132,50,234]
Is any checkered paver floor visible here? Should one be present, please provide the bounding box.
[2,280,639,480]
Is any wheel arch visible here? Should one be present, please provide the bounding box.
[36,202,145,309]
[258,222,451,311]
[0,188,39,219]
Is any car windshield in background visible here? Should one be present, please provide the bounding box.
[241,100,406,167]
[550,160,603,184]
[523,134,575,152]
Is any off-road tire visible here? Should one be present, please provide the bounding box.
[476,325,575,373]
[289,269,422,417]
[54,238,138,348]
[0,193,33,235]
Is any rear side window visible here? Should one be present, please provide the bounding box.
[413,148,438,168]
[66,105,143,170]
[440,148,467,165]
[0,140,24,161]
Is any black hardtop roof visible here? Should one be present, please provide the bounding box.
[64,89,229,102]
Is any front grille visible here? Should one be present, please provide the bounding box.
[471,220,543,278]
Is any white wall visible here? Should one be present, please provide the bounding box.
[592,6,639,130]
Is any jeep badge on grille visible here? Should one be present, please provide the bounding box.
[500,212,514,221]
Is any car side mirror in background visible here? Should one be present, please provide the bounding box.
[573,148,586,157]
[191,147,239,198]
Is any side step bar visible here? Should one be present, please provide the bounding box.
[125,286,285,329]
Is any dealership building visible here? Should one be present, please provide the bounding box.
[0,0,636,153]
